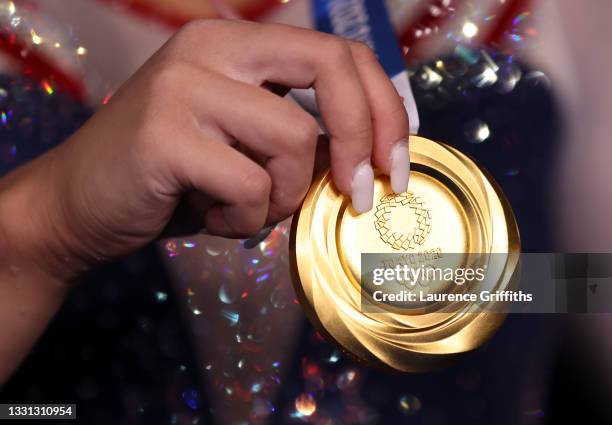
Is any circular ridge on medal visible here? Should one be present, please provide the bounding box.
[290,135,520,372]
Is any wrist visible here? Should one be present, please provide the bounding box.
[0,151,88,284]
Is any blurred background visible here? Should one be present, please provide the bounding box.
[1,0,611,424]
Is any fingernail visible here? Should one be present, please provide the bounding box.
[390,138,410,193]
[243,226,275,249]
[351,161,374,213]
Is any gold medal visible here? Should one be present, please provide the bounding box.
[289,135,520,372]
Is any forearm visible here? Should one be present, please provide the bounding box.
[0,257,69,384]
[0,156,75,384]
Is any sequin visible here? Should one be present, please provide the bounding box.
[496,62,522,93]
[295,393,317,417]
[250,379,264,394]
[398,394,422,415]
[250,399,275,419]
[506,168,520,177]
[165,240,179,257]
[415,65,443,90]
[183,241,196,248]
[464,119,491,144]
[222,310,240,327]
[41,80,54,95]
[218,282,238,304]
[462,22,479,38]
[320,346,341,364]
[269,285,289,309]
[336,368,359,392]
[182,388,201,411]
[154,291,168,303]
[524,408,545,417]
[471,63,498,87]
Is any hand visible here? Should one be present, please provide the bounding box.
[0,19,409,280]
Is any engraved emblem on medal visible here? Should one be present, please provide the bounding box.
[374,193,431,250]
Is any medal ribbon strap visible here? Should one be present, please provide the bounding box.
[313,0,420,134]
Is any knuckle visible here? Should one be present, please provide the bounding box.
[349,40,377,63]
[238,222,263,238]
[240,169,272,205]
[292,114,320,151]
[388,103,410,132]
[169,19,232,57]
[345,122,372,142]
[272,191,304,220]
[139,61,195,127]
[322,36,353,64]
[147,60,189,92]
[268,167,312,221]
[176,18,224,42]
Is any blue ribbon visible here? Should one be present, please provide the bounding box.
[313,0,405,78]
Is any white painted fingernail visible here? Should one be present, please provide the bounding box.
[351,161,374,213]
[390,138,410,193]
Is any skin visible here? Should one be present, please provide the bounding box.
[0,19,409,384]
